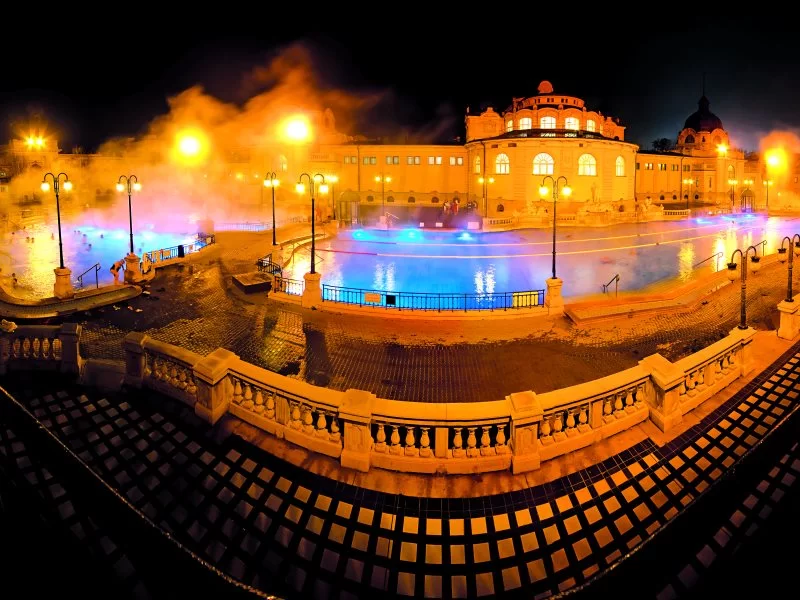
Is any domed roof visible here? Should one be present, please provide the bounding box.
[683,96,723,132]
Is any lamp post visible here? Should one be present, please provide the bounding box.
[727,178,738,212]
[375,174,391,221]
[539,175,572,279]
[763,179,774,210]
[478,176,495,217]
[741,179,754,212]
[264,171,280,246]
[682,178,694,210]
[726,244,762,330]
[116,175,141,255]
[41,172,73,269]
[296,173,327,275]
[328,175,338,221]
[777,235,800,302]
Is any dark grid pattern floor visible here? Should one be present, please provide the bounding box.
[2,343,800,599]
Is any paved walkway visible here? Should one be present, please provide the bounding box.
[0,284,141,319]
[57,227,792,403]
[2,340,799,598]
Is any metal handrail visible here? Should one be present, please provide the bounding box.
[76,263,100,289]
[693,251,724,270]
[755,239,768,255]
[602,274,620,297]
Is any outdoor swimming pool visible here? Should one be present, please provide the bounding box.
[282,214,800,300]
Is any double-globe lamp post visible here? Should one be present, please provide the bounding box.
[296,173,327,274]
[726,244,763,330]
[682,178,694,210]
[116,175,141,255]
[777,235,800,302]
[375,174,391,221]
[41,172,73,270]
[263,172,280,246]
[539,175,572,279]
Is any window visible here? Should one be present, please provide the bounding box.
[519,117,532,130]
[435,156,442,165]
[386,156,392,165]
[671,164,679,171]
[344,156,351,164]
[636,162,641,170]
[456,157,463,165]
[363,157,369,165]
[578,153,597,176]
[370,157,376,165]
[393,156,399,165]
[685,135,695,144]
[406,156,421,165]
[683,164,690,171]
[615,156,625,177]
[450,156,456,166]
[540,116,556,129]
[644,163,654,170]
[495,153,510,174]
[387,196,395,203]
[506,120,513,132]
[586,119,596,132]
[279,155,288,171]
[532,153,554,175]
[474,156,481,174]
[428,156,435,165]
[658,163,667,171]
[565,117,579,130]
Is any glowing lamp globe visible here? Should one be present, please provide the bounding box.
[794,241,800,257]
[726,263,738,281]
[62,180,73,192]
[295,183,305,194]
[778,247,788,263]
[749,256,761,273]
[318,184,329,194]
[539,186,549,198]
[263,179,272,188]
[40,182,50,192]
[561,185,572,198]
[133,182,142,192]
[116,183,125,192]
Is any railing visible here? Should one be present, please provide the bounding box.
[663,209,690,217]
[255,253,281,276]
[602,274,620,297]
[273,276,304,296]
[486,217,513,226]
[498,128,612,141]
[321,284,545,311]
[216,216,309,232]
[119,324,756,476]
[693,251,724,271]
[143,233,217,271]
[76,262,101,289]
[0,323,81,375]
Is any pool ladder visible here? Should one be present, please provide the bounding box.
[602,273,620,298]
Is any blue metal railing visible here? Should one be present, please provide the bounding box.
[321,284,545,311]
[143,233,216,272]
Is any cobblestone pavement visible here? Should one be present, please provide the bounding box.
[51,229,791,403]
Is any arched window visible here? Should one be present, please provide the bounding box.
[387,196,395,203]
[578,153,597,176]
[519,117,532,130]
[685,135,695,144]
[586,119,596,132]
[615,156,625,177]
[540,116,556,129]
[474,156,481,174]
[727,165,735,177]
[278,155,288,171]
[565,117,579,130]
[495,153,510,175]
[506,120,513,132]
[532,153,554,175]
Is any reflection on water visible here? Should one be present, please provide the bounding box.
[282,215,800,299]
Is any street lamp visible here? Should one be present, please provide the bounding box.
[375,174,391,219]
[328,175,339,221]
[726,244,763,330]
[763,179,774,210]
[777,235,800,302]
[741,179,754,212]
[478,176,495,217]
[115,175,141,255]
[727,178,738,211]
[264,172,280,246]
[539,175,572,279]
[296,173,327,274]
[40,172,73,269]
[682,178,694,210]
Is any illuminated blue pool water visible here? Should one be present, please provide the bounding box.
[283,214,800,299]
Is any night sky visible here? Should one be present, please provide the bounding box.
[1,18,796,153]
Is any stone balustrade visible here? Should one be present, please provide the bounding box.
[0,323,82,375]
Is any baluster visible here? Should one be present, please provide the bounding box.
[613,393,624,415]
[375,423,388,452]
[578,405,590,432]
[553,411,566,440]
[479,426,493,455]
[566,409,576,431]
[452,427,465,458]
[231,377,243,404]
[603,398,613,420]
[389,425,402,455]
[289,403,302,430]
[329,417,341,444]
[11,338,20,358]
[32,337,41,359]
[52,338,62,360]
[42,338,52,360]
[169,365,179,386]
[687,371,697,397]
[253,389,264,414]
[419,427,432,457]
[495,424,508,453]
[466,427,479,457]
[265,392,276,419]
[625,387,634,411]
[678,378,687,397]
[186,376,197,398]
[242,383,254,410]
[404,426,418,457]
[314,411,328,438]
[697,366,706,389]
[302,406,314,434]
[635,384,645,408]
[540,416,552,439]
[22,337,31,358]
[177,370,188,390]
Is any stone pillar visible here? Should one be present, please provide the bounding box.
[58,323,83,375]
[545,277,564,316]
[730,326,757,376]
[123,332,149,387]
[302,271,322,309]
[0,327,13,376]
[509,391,543,473]
[777,300,800,340]
[124,253,142,284]
[339,389,375,472]
[639,353,685,433]
[54,267,74,299]
[193,348,239,425]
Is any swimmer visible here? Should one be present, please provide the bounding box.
[88,243,92,249]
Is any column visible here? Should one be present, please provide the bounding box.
[545,277,564,316]
[777,300,800,340]
[302,272,322,309]
[509,391,543,473]
[339,388,375,472]
[639,353,685,433]
[58,323,83,375]
[54,267,74,299]
[193,348,239,425]
[123,332,149,387]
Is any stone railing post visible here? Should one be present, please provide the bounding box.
[193,348,239,425]
[123,332,149,387]
[509,391,543,474]
[59,323,83,375]
[339,389,375,472]
[639,353,685,433]
[0,323,13,375]
[731,326,757,376]
[777,300,800,341]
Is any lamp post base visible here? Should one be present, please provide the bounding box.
[54,267,74,300]
[124,253,143,284]
[777,299,800,340]
[545,277,564,316]
[301,271,322,309]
